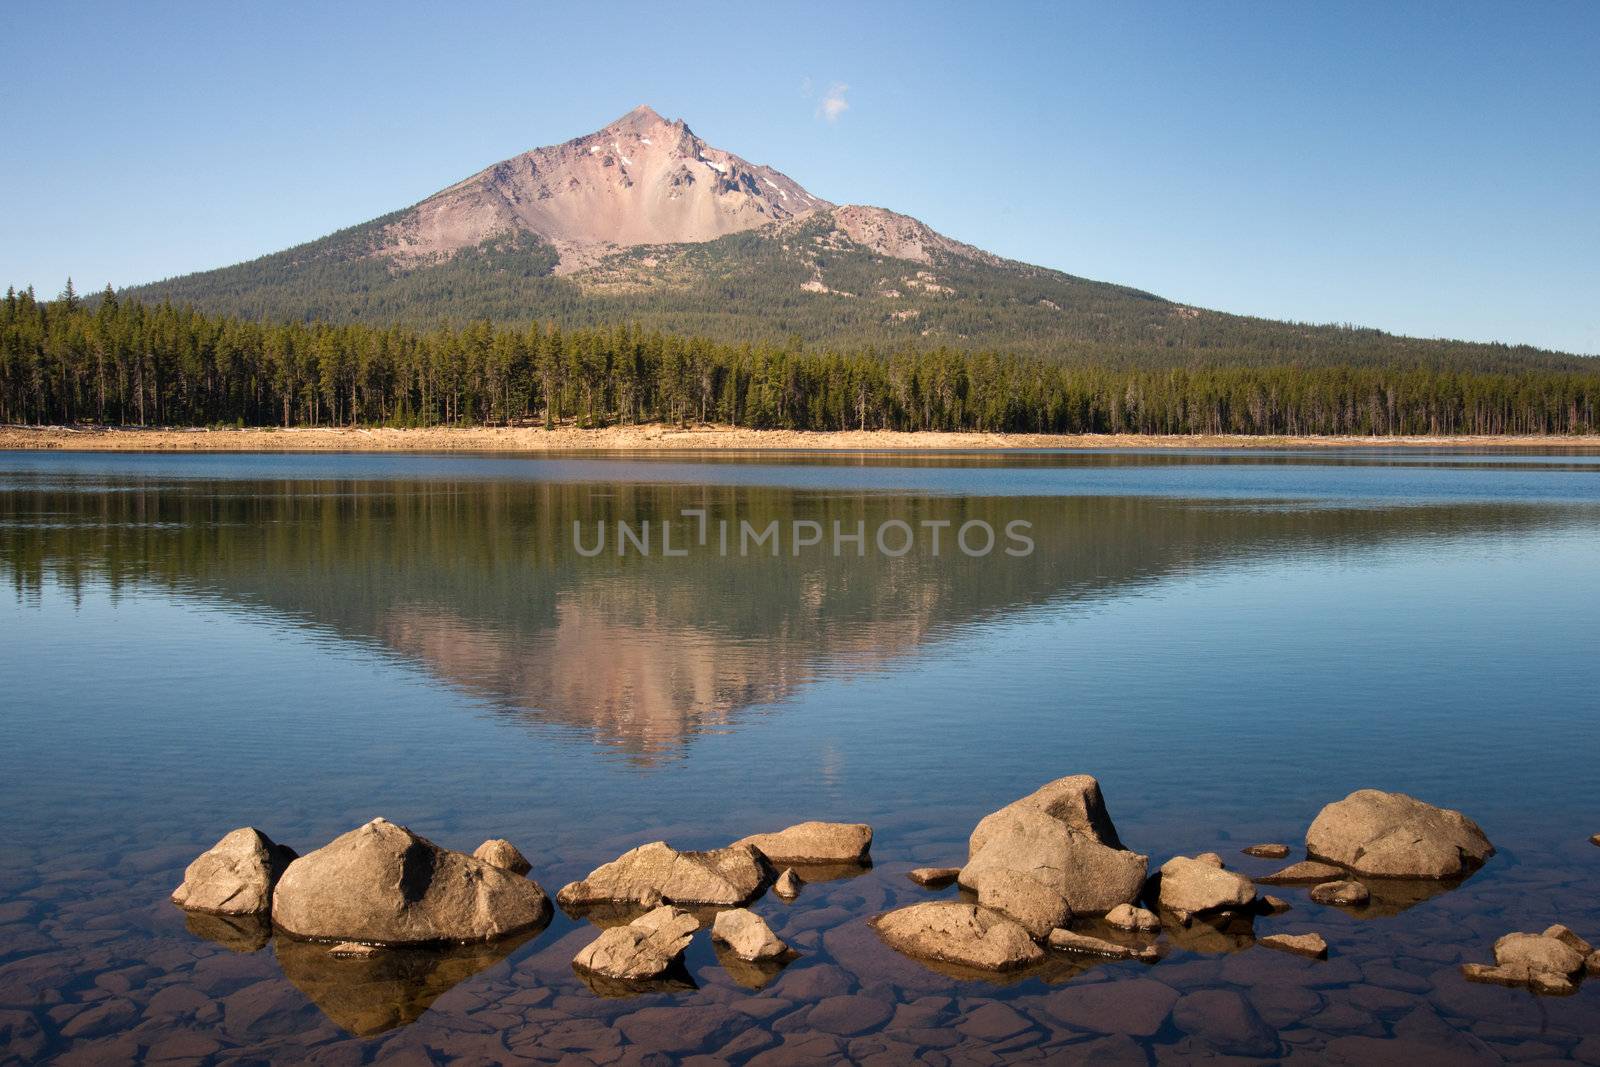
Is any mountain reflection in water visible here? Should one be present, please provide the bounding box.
[0,471,1583,761]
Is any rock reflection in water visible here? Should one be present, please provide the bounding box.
[183,910,271,954]
[1342,873,1477,918]
[712,942,792,989]
[178,902,541,1036]
[1161,912,1258,955]
[272,931,535,1036]
[782,860,874,886]
[574,964,699,999]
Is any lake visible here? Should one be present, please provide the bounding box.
[2,447,1598,1064]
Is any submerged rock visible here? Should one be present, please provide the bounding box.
[908,867,962,888]
[1172,989,1280,1058]
[1242,843,1290,859]
[1259,932,1328,959]
[1047,928,1159,961]
[171,828,296,916]
[572,905,699,981]
[1104,903,1161,932]
[557,842,773,909]
[1255,860,1345,884]
[472,839,532,876]
[272,818,551,945]
[773,868,803,900]
[1258,895,1293,915]
[733,822,872,865]
[1305,789,1493,879]
[871,901,1043,972]
[958,775,1147,917]
[1309,880,1370,907]
[710,908,792,961]
[1158,855,1256,919]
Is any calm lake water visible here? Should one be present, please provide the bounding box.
[2,448,1599,1064]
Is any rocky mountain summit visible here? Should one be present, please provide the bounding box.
[369,104,1001,284]
[380,105,828,271]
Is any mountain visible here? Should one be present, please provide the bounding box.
[120,106,1589,371]
[380,105,826,270]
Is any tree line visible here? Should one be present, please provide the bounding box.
[3,284,1597,436]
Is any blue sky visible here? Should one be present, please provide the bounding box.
[2,2,1596,353]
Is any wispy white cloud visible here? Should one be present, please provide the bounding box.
[817,82,849,123]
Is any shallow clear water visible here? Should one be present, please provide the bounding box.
[2,448,1598,1064]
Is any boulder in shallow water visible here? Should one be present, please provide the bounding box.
[472,839,532,876]
[871,901,1043,972]
[1461,962,1543,990]
[1255,859,1345,884]
[272,818,551,944]
[1305,789,1493,878]
[1259,932,1328,959]
[1047,928,1159,961]
[557,842,772,909]
[1541,924,1593,957]
[1462,928,1588,997]
[958,775,1147,916]
[572,905,698,981]
[1495,931,1586,977]
[1104,903,1161,932]
[773,868,802,900]
[1242,843,1290,859]
[1309,880,1370,907]
[908,867,962,888]
[710,908,792,961]
[172,827,296,916]
[972,868,1073,938]
[733,822,872,865]
[1158,855,1256,919]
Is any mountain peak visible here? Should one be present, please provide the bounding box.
[596,104,675,138]
[618,103,665,124]
[378,107,828,269]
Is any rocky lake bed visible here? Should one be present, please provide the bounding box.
[6,790,1600,1064]
[71,779,1593,1064]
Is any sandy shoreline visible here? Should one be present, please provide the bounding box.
[3,424,1599,453]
